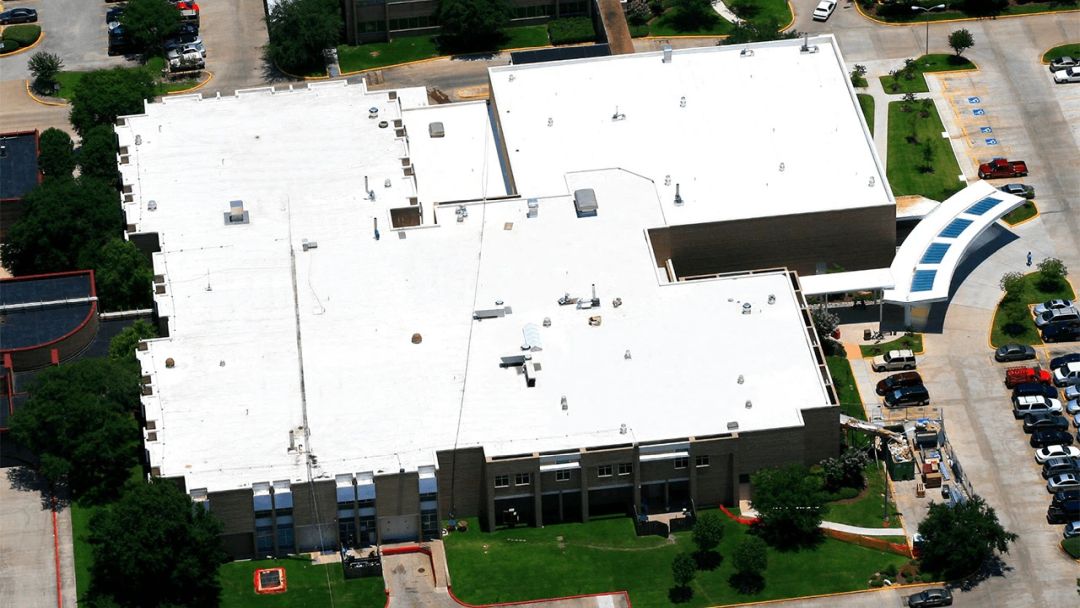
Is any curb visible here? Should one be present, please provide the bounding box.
[336,41,558,79]
[0,28,43,58]
[712,580,946,608]
[273,60,330,81]
[854,2,1080,27]
[164,70,213,95]
[24,79,67,106]
[859,336,926,358]
[640,34,730,41]
[1040,43,1078,65]
[1001,201,1040,228]
[779,0,796,33]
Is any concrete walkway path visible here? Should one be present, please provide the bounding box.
[712,0,744,24]
[820,521,905,537]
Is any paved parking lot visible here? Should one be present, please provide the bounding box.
[196,0,270,95]
[0,0,130,79]
[0,468,76,608]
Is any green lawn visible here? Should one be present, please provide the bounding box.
[1002,201,1038,226]
[1044,42,1080,63]
[857,94,875,137]
[70,501,96,602]
[219,557,385,608]
[647,0,791,37]
[879,54,976,94]
[54,57,199,100]
[825,463,899,529]
[860,333,923,358]
[866,1,1078,23]
[827,356,865,421]
[991,271,1075,347]
[444,516,909,607]
[886,101,964,203]
[337,25,550,74]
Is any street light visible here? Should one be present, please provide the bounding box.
[912,4,946,60]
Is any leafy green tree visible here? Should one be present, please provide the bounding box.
[0,177,122,275]
[948,29,974,57]
[119,0,181,52]
[37,128,76,181]
[27,51,64,94]
[90,239,154,312]
[723,20,799,45]
[917,495,1017,579]
[69,67,156,137]
[8,359,142,502]
[692,510,724,552]
[670,552,696,600]
[820,448,869,492]
[437,0,512,52]
[88,480,227,608]
[1036,257,1068,290]
[109,319,158,365]
[749,465,827,547]
[998,271,1025,301]
[77,124,121,185]
[266,0,342,73]
[730,535,767,593]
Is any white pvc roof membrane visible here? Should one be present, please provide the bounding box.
[884,181,1025,304]
[799,268,896,297]
[489,35,893,225]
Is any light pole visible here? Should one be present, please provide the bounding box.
[911,4,946,60]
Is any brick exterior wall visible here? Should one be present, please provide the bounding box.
[211,488,255,560]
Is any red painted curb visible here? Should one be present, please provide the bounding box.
[51,499,62,608]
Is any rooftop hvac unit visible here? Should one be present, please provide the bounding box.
[573,189,598,218]
[524,359,542,387]
[474,306,512,320]
[225,200,249,225]
[521,323,542,351]
[428,122,445,138]
[662,44,672,63]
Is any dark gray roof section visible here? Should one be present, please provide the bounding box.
[0,273,91,306]
[0,132,38,200]
[510,44,611,65]
[1,272,95,350]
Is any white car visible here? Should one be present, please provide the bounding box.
[1054,67,1080,84]
[1035,444,1080,464]
[813,0,837,21]
[1034,299,1073,316]
[1054,362,1080,387]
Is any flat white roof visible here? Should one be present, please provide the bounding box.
[119,82,833,493]
[489,35,893,225]
[800,268,896,296]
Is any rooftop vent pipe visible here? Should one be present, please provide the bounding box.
[662,45,672,63]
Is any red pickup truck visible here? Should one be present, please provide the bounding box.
[978,158,1028,179]
[1005,366,1051,388]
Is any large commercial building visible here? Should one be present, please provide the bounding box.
[120,37,886,559]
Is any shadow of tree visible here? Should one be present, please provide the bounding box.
[667,585,693,603]
[729,571,765,594]
[5,467,69,510]
[693,549,723,571]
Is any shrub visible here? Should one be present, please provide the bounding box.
[1063,537,1080,559]
[547,17,596,46]
[28,51,64,94]
[882,563,898,577]
[850,64,868,88]
[2,24,42,48]
[629,24,650,38]
[437,0,511,53]
[999,271,1025,301]
[869,578,884,588]
[625,0,652,26]
[1036,257,1068,290]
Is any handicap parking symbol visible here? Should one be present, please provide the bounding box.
[967,96,981,104]
[985,138,998,145]
[973,108,986,116]
[980,126,993,134]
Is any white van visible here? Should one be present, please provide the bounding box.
[872,349,917,372]
[1013,395,1063,419]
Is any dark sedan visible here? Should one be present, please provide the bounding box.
[1024,413,1070,434]
[995,343,1036,362]
[1031,428,1075,448]
[0,7,37,24]
[907,588,953,607]
[998,183,1035,199]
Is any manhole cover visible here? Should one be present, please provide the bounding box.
[418,567,426,573]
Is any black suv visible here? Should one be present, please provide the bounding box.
[884,385,930,408]
[1030,429,1075,448]
[1043,323,1080,343]
[1023,413,1070,434]
[1013,382,1059,400]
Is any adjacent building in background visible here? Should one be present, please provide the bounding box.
[118,36,885,559]
[0,130,40,241]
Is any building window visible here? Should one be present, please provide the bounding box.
[597,464,613,477]
[555,469,571,482]
[515,472,531,486]
[695,455,710,468]
[674,457,688,470]
[618,463,632,476]
[494,475,509,488]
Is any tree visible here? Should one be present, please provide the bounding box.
[109,319,158,365]
[0,177,123,275]
[1036,257,1068,290]
[850,64,868,88]
[37,128,76,181]
[625,0,653,26]
[730,535,767,593]
[670,552,696,601]
[77,124,121,185]
[749,465,827,547]
[119,0,181,52]
[723,20,799,45]
[920,141,935,173]
[998,271,1025,301]
[87,480,227,607]
[692,510,724,553]
[437,0,512,52]
[69,67,156,137]
[948,29,974,57]
[671,0,718,31]
[917,495,1017,580]
[8,359,142,501]
[266,0,343,72]
[90,239,154,312]
[820,448,870,492]
[28,51,64,94]
[901,91,917,112]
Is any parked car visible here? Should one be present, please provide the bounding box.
[1035,444,1080,464]
[1014,395,1063,418]
[884,385,930,408]
[978,158,1027,179]
[1050,353,1080,371]
[872,349,917,372]
[907,588,953,608]
[1073,413,1080,429]
[1054,362,1080,387]
[1025,413,1070,434]
[1053,67,1080,84]
[175,22,198,36]
[1067,398,1080,415]
[1042,456,1080,478]
[1053,487,1079,506]
[1050,56,1078,71]
[1034,299,1073,316]
[812,0,837,21]
[995,343,1036,362]
[1048,501,1079,524]
[1065,385,1080,400]
[108,26,134,55]
[1043,323,1080,343]
[1047,472,1080,492]
[1064,521,1080,539]
[876,372,923,395]
[998,183,1035,199]
[164,33,204,56]
[0,7,37,24]
[1013,382,1059,400]
[1036,306,1080,328]
[1005,366,1052,388]
[1031,429,1074,448]
[106,5,124,25]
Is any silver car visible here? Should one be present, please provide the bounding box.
[1050,56,1078,72]
[1047,472,1080,493]
[1036,306,1080,327]
[1034,299,1073,316]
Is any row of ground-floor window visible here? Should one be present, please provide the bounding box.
[497,480,690,528]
